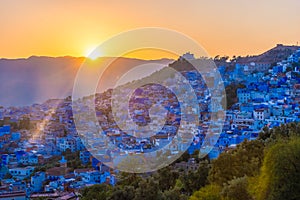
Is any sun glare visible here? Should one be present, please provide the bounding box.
[85,46,102,60]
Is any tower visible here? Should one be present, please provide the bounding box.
[59,156,67,168]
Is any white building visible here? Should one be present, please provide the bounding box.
[253,108,270,121]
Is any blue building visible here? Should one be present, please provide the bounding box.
[0,125,11,145]
[237,88,251,103]
[31,172,46,192]
[80,151,91,165]
[1,154,9,165]
[11,132,21,141]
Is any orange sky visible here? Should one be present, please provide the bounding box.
[1,0,300,59]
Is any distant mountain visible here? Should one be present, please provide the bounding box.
[0,56,172,106]
[1,44,298,107]
[236,44,300,64]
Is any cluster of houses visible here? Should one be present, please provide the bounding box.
[0,148,116,199]
[201,46,300,159]
[0,100,116,199]
[0,125,21,148]
[0,47,299,199]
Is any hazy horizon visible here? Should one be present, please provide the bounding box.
[1,0,300,59]
[0,56,173,107]
[1,42,298,61]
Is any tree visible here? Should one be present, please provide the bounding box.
[191,150,201,161]
[190,184,222,200]
[221,176,253,200]
[176,150,190,162]
[19,117,31,130]
[180,160,209,195]
[80,184,112,200]
[209,140,264,186]
[225,83,246,109]
[109,185,135,200]
[255,138,300,200]
[258,126,271,141]
[154,166,179,191]
[259,122,300,144]
[116,172,143,189]
[133,177,163,200]
[163,188,188,200]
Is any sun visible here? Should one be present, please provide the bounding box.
[85,46,102,60]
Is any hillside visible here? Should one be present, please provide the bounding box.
[1,44,298,107]
[236,44,300,64]
[0,56,172,106]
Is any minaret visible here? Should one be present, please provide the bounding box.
[59,156,67,168]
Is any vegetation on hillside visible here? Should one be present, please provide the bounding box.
[224,83,245,109]
[80,122,300,200]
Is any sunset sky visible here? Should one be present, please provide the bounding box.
[1,0,300,59]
